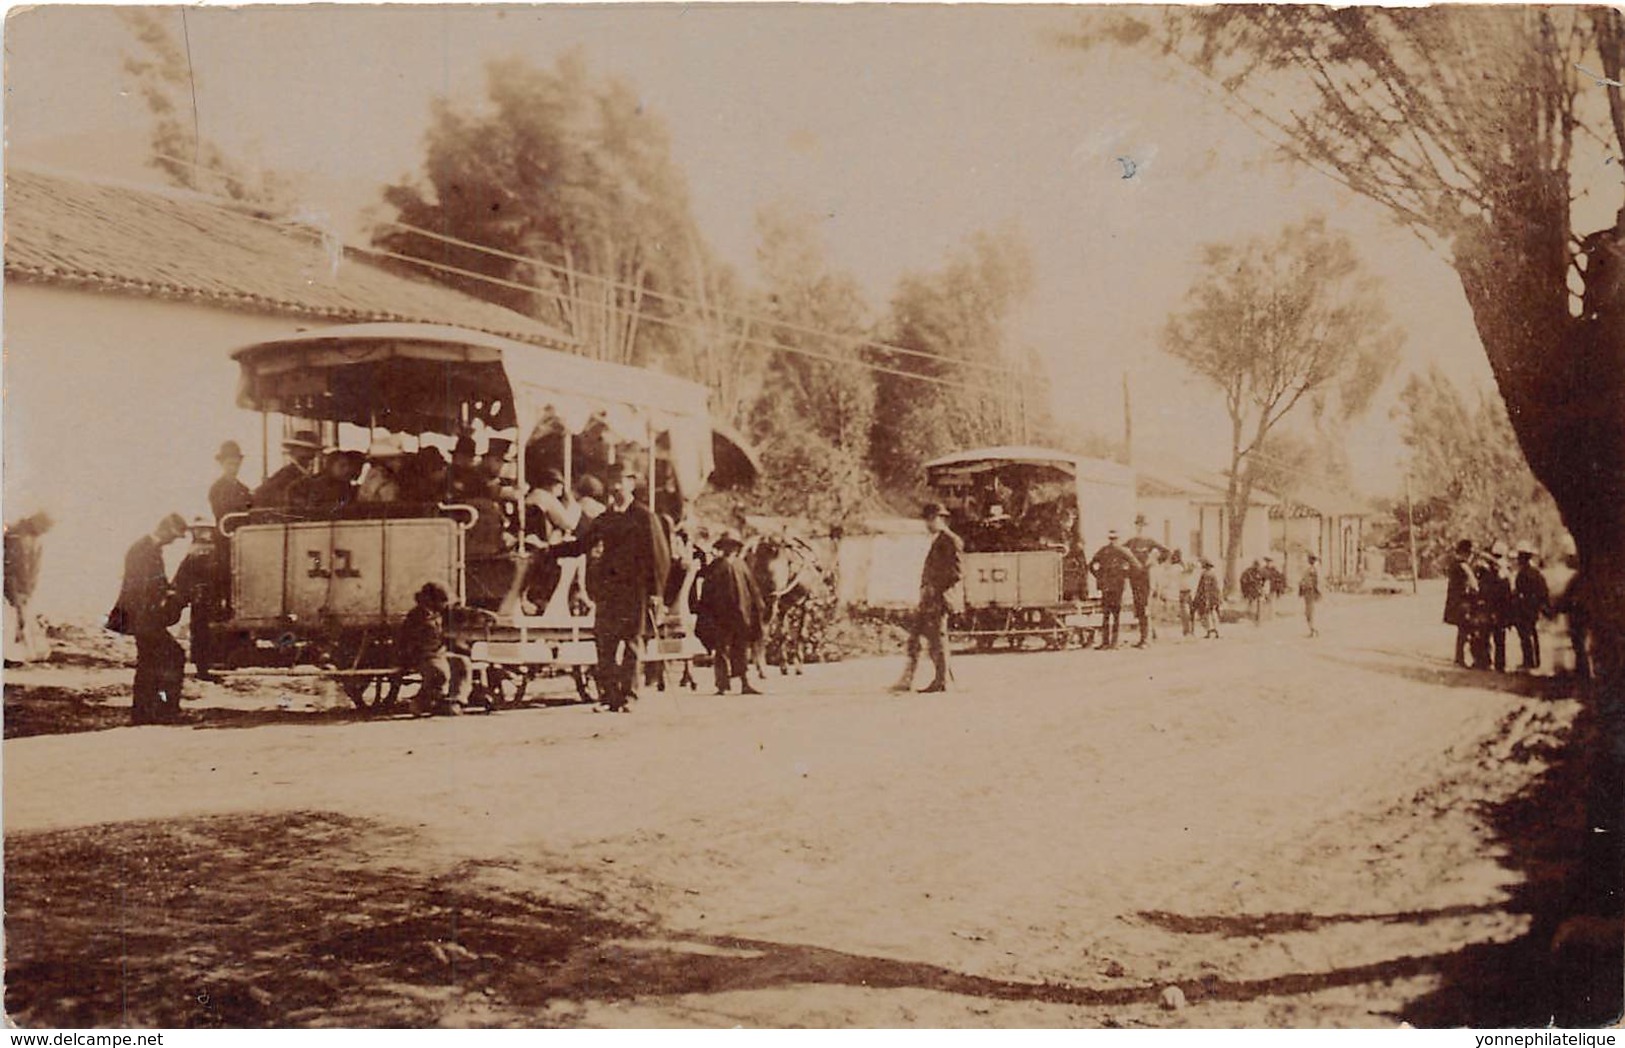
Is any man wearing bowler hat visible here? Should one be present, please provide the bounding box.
[253,429,323,508]
[209,441,252,522]
[548,463,670,710]
[695,530,766,695]
[892,502,963,694]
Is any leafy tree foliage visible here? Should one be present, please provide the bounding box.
[1163,217,1401,591]
[870,231,1037,491]
[119,10,300,207]
[1396,366,1567,567]
[748,204,879,525]
[376,53,700,368]
[1068,5,1625,677]
[1069,7,1624,985]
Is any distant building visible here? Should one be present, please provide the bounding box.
[1134,462,1276,570]
[1268,488,1374,587]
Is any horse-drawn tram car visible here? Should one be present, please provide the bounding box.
[198,322,743,712]
[922,446,1136,651]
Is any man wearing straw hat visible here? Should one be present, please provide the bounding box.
[252,429,323,508]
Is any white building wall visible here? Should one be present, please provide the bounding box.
[4,284,331,615]
[1136,495,1191,555]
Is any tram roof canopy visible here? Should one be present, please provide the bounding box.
[924,446,1135,487]
[232,322,717,494]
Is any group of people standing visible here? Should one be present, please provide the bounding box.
[1443,538,1570,674]
[1085,515,1302,647]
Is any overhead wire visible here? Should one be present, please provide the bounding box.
[147,150,1018,379]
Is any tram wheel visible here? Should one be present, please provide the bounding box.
[570,666,597,704]
[342,674,402,714]
[483,667,528,708]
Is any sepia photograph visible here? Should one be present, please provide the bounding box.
[2,2,1622,1030]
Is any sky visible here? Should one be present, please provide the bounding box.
[4,4,1506,496]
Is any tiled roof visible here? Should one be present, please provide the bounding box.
[1267,487,1374,520]
[1133,460,1280,507]
[1136,474,1191,499]
[4,167,574,349]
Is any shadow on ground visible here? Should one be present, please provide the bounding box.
[0,810,1524,1029]
[1144,655,1623,1028]
[2,681,594,739]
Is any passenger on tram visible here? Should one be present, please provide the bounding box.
[447,435,488,501]
[252,430,322,508]
[357,435,408,504]
[574,475,607,523]
[524,468,577,545]
[480,438,518,501]
[397,446,448,503]
[289,450,364,515]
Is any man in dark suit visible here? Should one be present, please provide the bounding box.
[1123,514,1168,648]
[551,464,671,711]
[1510,541,1550,670]
[1089,529,1137,649]
[111,513,190,724]
[288,451,364,516]
[208,441,252,522]
[172,518,228,681]
[1443,538,1479,666]
[252,430,322,509]
[696,531,766,695]
[892,502,963,694]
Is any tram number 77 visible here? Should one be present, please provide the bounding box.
[307,549,363,579]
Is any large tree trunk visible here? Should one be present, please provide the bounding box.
[1456,203,1625,933]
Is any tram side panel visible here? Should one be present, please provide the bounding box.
[230,518,463,630]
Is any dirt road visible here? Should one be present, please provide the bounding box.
[3,590,1582,1027]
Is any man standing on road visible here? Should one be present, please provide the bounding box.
[109,513,190,725]
[696,531,766,696]
[1479,542,1514,672]
[550,465,670,711]
[1123,514,1167,649]
[1173,550,1197,638]
[1089,529,1138,650]
[1263,556,1287,621]
[892,502,963,694]
[1443,539,1479,667]
[4,511,54,663]
[1299,553,1322,638]
[1193,558,1223,638]
[172,518,228,682]
[1241,559,1266,625]
[1510,541,1550,671]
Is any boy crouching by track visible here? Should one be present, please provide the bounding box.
[398,582,472,716]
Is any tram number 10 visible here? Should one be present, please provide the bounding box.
[976,567,1010,583]
[307,549,362,579]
